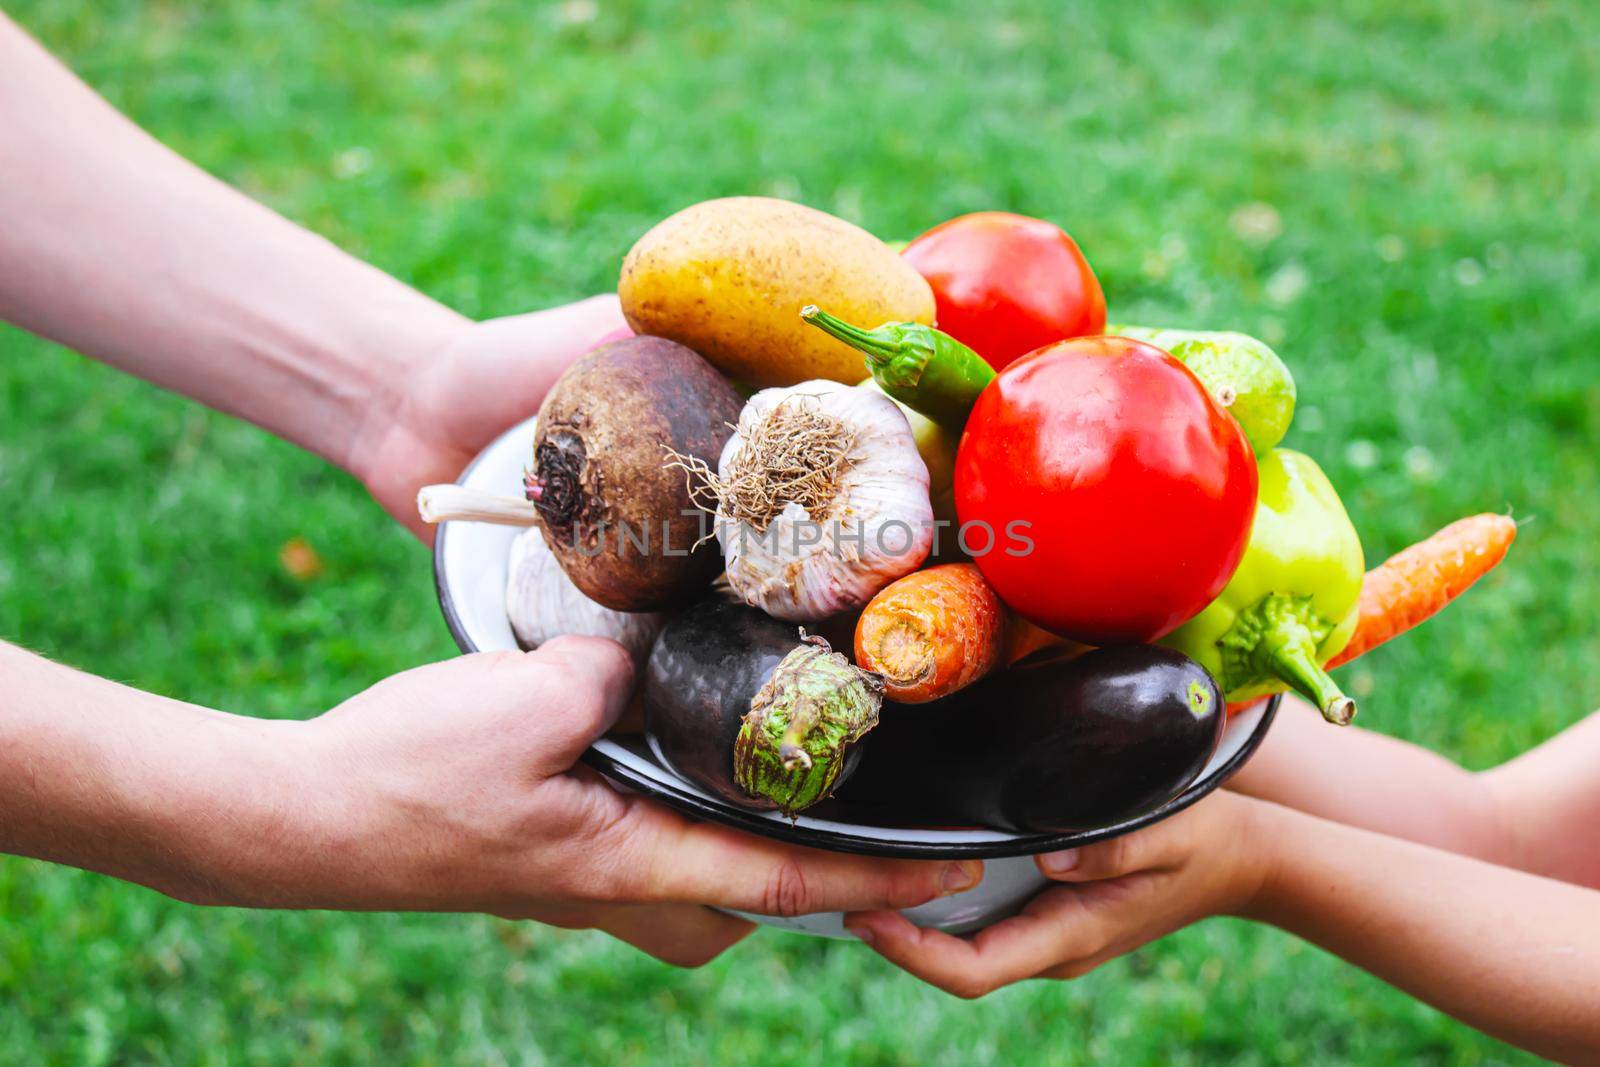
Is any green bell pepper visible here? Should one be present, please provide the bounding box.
[1109,325,1296,454]
[1160,448,1364,724]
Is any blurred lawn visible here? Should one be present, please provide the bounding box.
[2,0,1597,1062]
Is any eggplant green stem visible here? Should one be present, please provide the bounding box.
[733,634,884,816]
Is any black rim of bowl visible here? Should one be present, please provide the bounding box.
[432,422,1283,860]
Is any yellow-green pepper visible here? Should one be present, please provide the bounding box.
[858,378,958,524]
[1160,448,1364,724]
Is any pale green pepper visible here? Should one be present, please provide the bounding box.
[1160,448,1364,724]
[1109,325,1296,454]
[857,378,958,523]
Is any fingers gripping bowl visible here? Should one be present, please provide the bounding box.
[432,418,1282,939]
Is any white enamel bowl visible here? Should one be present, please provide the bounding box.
[433,417,1280,938]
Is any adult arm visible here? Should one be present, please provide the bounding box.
[0,638,979,964]
[0,11,456,469]
[0,12,620,533]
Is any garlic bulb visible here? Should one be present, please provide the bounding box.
[710,380,933,621]
[505,527,665,668]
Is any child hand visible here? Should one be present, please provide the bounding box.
[844,791,1277,998]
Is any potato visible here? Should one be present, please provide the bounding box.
[619,197,935,387]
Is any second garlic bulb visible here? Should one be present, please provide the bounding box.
[505,527,665,668]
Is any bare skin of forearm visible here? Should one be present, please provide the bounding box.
[1229,698,1515,863]
[0,13,467,471]
[1246,804,1600,1064]
[1234,699,1600,888]
[0,641,305,904]
[1484,711,1600,886]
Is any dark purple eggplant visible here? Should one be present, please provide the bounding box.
[644,598,882,816]
[838,645,1224,832]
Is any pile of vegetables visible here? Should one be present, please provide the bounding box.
[419,197,1518,831]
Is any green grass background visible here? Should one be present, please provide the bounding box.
[3,0,1597,1062]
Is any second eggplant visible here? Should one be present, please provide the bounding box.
[644,598,884,816]
[840,645,1225,832]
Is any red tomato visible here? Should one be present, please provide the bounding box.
[954,336,1257,644]
[901,212,1106,372]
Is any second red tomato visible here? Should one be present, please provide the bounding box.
[902,211,1106,372]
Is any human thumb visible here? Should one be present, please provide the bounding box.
[518,635,637,764]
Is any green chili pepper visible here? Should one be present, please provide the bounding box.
[1160,448,1364,724]
[1109,325,1296,454]
[801,305,995,430]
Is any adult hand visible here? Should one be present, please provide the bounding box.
[353,295,627,538]
[222,636,979,967]
[843,792,1268,997]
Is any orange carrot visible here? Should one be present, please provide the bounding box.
[855,564,1091,702]
[1328,513,1517,669]
[1226,513,1516,714]
[855,564,1008,703]
[1005,617,1074,666]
